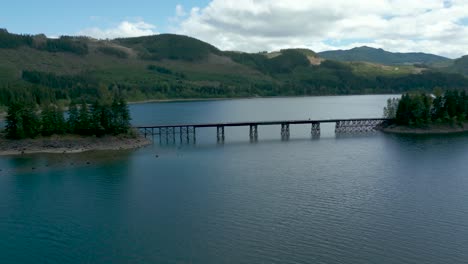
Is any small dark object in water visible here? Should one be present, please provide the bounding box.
[155,155,159,158]
[86,161,90,165]
[32,167,35,170]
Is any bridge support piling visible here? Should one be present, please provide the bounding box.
[180,127,183,142]
[217,126,225,143]
[335,119,385,134]
[281,123,290,140]
[179,126,196,144]
[179,126,185,143]
[160,127,175,144]
[311,122,320,137]
[249,125,258,141]
[192,127,196,143]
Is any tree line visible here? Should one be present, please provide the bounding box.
[384,89,468,127]
[10,68,468,109]
[0,29,88,55]
[4,98,131,139]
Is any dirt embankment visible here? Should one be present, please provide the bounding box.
[0,133,152,156]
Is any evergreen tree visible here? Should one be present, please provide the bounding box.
[67,103,79,133]
[111,97,131,134]
[20,105,40,138]
[90,101,105,136]
[76,102,91,135]
[41,104,66,136]
[4,98,132,138]
[99,103,113,132]
[396,94,411,125]
[5,102,40,139]
[5,102,24,139]
[394,90,468,127]
[383,98,399,119]
[53,106,66,134]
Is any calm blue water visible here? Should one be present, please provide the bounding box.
[1,95,468,264]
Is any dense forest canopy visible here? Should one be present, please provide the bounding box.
[115,34,221,61]
[385,90,468,127]
[4,98,131,139]
[0,29,88,55]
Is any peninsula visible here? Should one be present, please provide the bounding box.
[0,97,151,156]
[382,90,468,134]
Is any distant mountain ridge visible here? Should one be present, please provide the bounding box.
[445,55,468,76]
[318,46,451,66]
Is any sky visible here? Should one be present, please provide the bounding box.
[1,0,467,58]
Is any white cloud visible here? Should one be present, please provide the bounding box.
[78,20,158,39]
[169,4,188,24]
[175,0,468,58]
[175,4,187,17]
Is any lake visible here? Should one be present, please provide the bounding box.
[1,95,468,264]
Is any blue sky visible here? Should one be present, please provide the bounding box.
[0,0,208,36]
[1,0,467,58]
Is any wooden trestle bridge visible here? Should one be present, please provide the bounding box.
[136,118,392,143]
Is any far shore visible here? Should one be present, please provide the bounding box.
[128,97,235,104]
[382,123,468,135]
[1,94,400,120]
[127,93,399,105]
[0,133,152,156]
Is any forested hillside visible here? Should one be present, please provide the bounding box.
[318,46,451,65]
[443,56,468,76]
[1,29,467,108]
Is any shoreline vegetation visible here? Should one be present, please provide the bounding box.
[0,97,150,156]
[382,89,468,135]
[0,132,151,156]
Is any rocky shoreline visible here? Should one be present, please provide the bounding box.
[0,133,152,156]
[382,123,468,135]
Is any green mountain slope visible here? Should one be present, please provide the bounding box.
[115,34,222,61]
[0,29,467,107]
[318,46,451,65]
[444,56,468,76]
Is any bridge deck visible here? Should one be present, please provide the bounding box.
[135,118,391,129]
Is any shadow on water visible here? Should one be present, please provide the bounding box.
[381,131,468,168]
[382,131,468,152]
[0,150,135,177]
[0,150,137,264]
